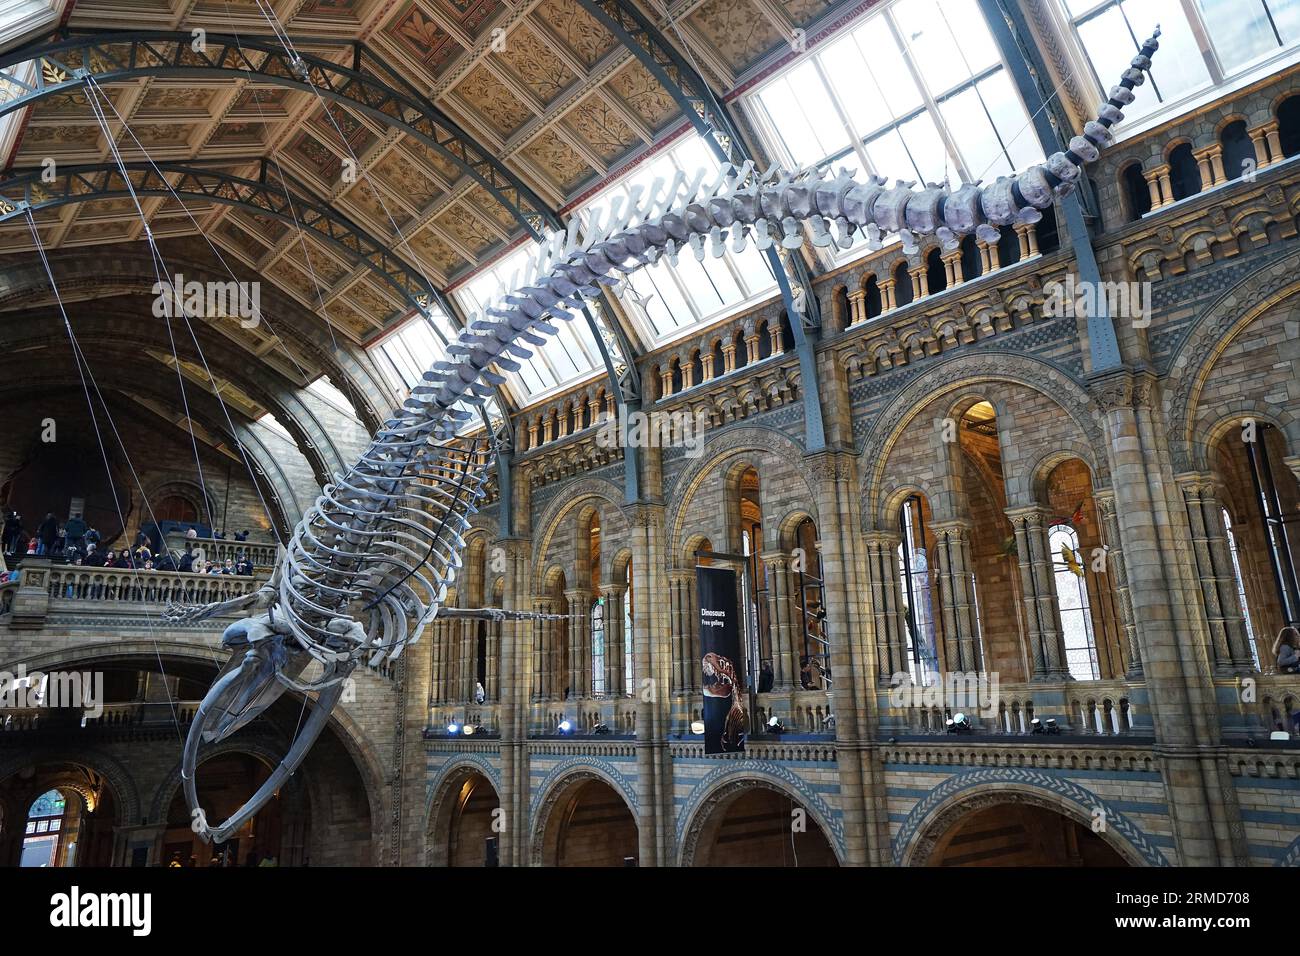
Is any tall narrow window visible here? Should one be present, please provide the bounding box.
[21,790,67,868]
[1049,523,1100,680]
[897,496,939,684]
[624,561,634,696]
[1223,508,1261,669]
[591,598,606,696]
[1245,424,1300,627]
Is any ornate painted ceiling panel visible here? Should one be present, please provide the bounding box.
[1,0,859,354]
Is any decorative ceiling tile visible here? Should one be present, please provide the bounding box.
[347,280,403,318]
[409,226,465,274]
[563,94,638,163]
[400,140,464,185]
[217,221,267,262]
[689,0,784,71]
[534,0,618,68]
[138,86,217,114]
[231,209,289,245]
[607,60,680,132]
[429,0,501,38]
[779,0,833,25]
[36,87,123,117]
[230,87,290,114]
[19,126,100,150]
[287,243,350,286]
[520,128,590,193]
[494,23,577,103]
[129,124,192,148]
[267,258,319,299]
[386,1,466,73]
[433,204,495,258]
[463,184,519,236]
[66,222,132,242]
[297,0,364,15]
[454,65,533,138]
[77,197,136,217]
[373,149,442,209]
[207,122,265,147]
[343,177,411,231]
[311,102,377,157]
[288,130,343,184]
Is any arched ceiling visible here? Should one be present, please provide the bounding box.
[0,0,851,354]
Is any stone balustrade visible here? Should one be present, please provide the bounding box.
[163,533,278,569]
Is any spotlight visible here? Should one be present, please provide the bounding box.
[1030,717,1060,735]
[690,720,705,735]
[592,721,610,735]
[462,724,476,737]
[948,713,972,735]
[557,719,573,735]
[446,723,460,735]
[767,715,785,735]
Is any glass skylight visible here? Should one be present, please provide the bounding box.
[745,0,1044,268]
[577,133,778,348]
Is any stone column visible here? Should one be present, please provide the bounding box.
[979,238,1001,272]
[743,332,761,364]
[658,366,673,399]
[759,554,790,686]
[566,587,592,699]
[1179,476,1255,674]
[1091,370,1245,865]
[1095,492,1142,677]
[1143,165,1165,208]
[496,536,531,866]
[486,616,500,702]
[880,277,897,312]
[908,264,927,299]
[1006,505,1071,680]
[942,249,963,287]
[767,322,783,356]
[847,289,866,326]
[668,569,693,694]
[1262,120,1283,168]
[863,530,908,683]
[721,342,737,374]
[604,584,627,696]
[1013,220,1038,258]
[930,519,982,672]
[1249,124,1270,167]
[530,596,551,700]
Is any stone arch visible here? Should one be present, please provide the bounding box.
[858,352,1105,528]
[423,755,502,866]
[1163,253,1300,471]
[1193,405,1299,475]
[1027,445,1107,506]
[529,476,624,590]
[777,508,817,551]
[676,762,844,866]
[667,425,812,556]
[527,760,638,865]
[140,478,218,527]
[0,748,141,830]
[891,768,1169,866]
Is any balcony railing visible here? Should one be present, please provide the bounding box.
[46,566,261,606]
[163,533,277,570]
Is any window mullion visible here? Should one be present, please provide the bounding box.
[884,9,972,183]
[1178,0,1226,83]
[808,54,876,177]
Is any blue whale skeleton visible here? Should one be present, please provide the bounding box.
[164,29,1161,844]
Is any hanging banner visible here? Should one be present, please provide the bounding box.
[698,565,745,754]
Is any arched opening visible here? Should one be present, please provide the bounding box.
[623,558,635,695]
[1278,95,1300,160]
[864,273,883,319]
[925,247,947,295]
[690,349,704,387]
[711,340,725,379]
[737,466,772,672]
[1212,422,1300,640]
[540,778,638,866]
[1167,142,1202,200]
[1121,161,1152,221]
[1037,205,1060,254]
[996,226,1020,268]
[924,801,1129,867]
[164,753,302,867]
[757,320,772,360]
[18,787,117,868]
[154,494,199,523]
[445,773,500,867]
[892,261,913,307]
[689,785,838,867]
[792,516,830,694]
[898,493,939,684]
[1219,120,1255,182]
[959,234,982,282]
[1044,458,1124,679]
[733,330,748,369]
